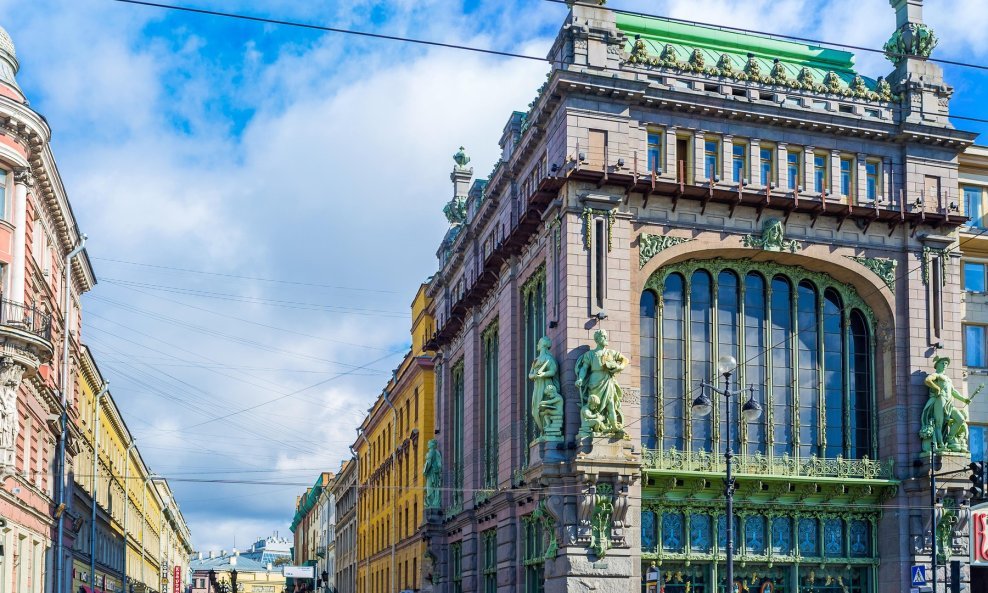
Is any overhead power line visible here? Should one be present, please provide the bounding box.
[92,256,398,293]
[109,0,988,126]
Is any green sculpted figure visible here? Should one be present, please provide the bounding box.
[529,336,561,443]
[539,384,564,444]
[742,218,801,253]
[423,439,443,509]
[576,329,629,440]
[921,356,983,453]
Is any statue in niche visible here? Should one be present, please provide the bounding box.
[423,439,443,508]
[529,336,560,442]
[921,355,982,453]
[576,329,629,440]
[0,358,23,468]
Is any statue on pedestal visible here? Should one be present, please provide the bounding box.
[529,336,562,443]
[921,355,982,453]
[423,439,443,508]
[576,329,629,440]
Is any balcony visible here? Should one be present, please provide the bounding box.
[0,298,55,372]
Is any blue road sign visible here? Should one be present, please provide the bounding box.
[911,565,927,587]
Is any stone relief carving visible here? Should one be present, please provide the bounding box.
[0,357,24,472]
[847,256,897,291]
[589,483,614,558]
[638,233,693,269]
[884,23,938,64]
[741,219,801,253]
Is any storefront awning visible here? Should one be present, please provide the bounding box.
[79,586,105,593]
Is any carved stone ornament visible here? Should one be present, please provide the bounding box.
[589,482,614,558]
[576,329,629,441]
[741,218,801,253]
[13,168,34,187]
[443,196,468,226]
[639,233,693,269]
[529,499,559,560]
[883,22,938,64]
[847,256,897,291]
[920,355,981,454]
[0,356,25,472]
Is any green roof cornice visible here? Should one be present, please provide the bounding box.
[616,15,856,73]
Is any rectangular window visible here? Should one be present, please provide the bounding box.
[965,186,985,228]
[451,362,465,508]
[866,161,880,202]
[676,137,691,183]
[522,269,546,465]
[760,147,774,186]
[524,517,545,593]
[814,154,828,194]
[0,168,6,221]
[482,322,499,489]
[840,157,854,199]
[704,140,719,180]
[965,325,987,368]
[965,262,987,292]
[972,425,986,463]
[732,143,747,183]
[647,131,662,173]
[450,542,463,593]
[483,529,498,593]
[787,151,801,190]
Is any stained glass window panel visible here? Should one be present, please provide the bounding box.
[771,517,792,555]
[662,512,685,552]
[690,271,713,452]
[642,510,657,552]
[798,518,818,556]
[849,519,869,557]
[717,515,740,550]
[744,516,767,554]
[824,518,844,557]
[662,274,686,450]
[690,514,712,552]
[640,291,658,449]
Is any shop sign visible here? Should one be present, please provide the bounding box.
[283,566,315,578]
[172,566,181,593]
[973,504,988,566]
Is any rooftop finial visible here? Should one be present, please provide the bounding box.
[453,146,470,169]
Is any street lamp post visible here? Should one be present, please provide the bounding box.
[691,355,762,593]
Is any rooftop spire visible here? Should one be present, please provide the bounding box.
[0,24,20,91]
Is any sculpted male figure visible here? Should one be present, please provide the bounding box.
[576,329,629,439]
[921,355,982,452]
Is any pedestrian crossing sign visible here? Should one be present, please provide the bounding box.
[910,565,927,586]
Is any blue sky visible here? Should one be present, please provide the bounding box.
[1,0,985,550]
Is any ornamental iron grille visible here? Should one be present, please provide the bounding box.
[640,259,878,461]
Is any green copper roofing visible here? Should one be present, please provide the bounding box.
[616,14,892,101]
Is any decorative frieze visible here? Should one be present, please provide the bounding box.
[847,256,897,291]
[582,207,616,251]
[741,219,801,253]
[638,233,692,269]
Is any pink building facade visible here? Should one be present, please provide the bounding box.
[0,23,96,593]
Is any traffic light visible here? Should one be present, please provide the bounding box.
[971,461,986,499]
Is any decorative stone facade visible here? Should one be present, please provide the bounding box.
[422,1,977,592]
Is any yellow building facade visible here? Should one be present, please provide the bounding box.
[72,346,192,593]
[355,283,435,593]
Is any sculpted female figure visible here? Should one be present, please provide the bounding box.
[575,329,629,439]
[423,439,443,509]
[529,336,560,440]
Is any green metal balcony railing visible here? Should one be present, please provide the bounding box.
[642,448,895,481]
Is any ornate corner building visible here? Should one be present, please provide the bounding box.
[422,1,981,592]
[0,22,97,593]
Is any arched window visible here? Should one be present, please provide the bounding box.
[641,260,875,460]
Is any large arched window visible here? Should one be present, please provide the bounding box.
[640,259,875,460]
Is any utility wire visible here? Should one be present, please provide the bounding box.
[107,0,988,126]
[92,255,398,294]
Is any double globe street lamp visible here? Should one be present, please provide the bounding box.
[691,355,762,593]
